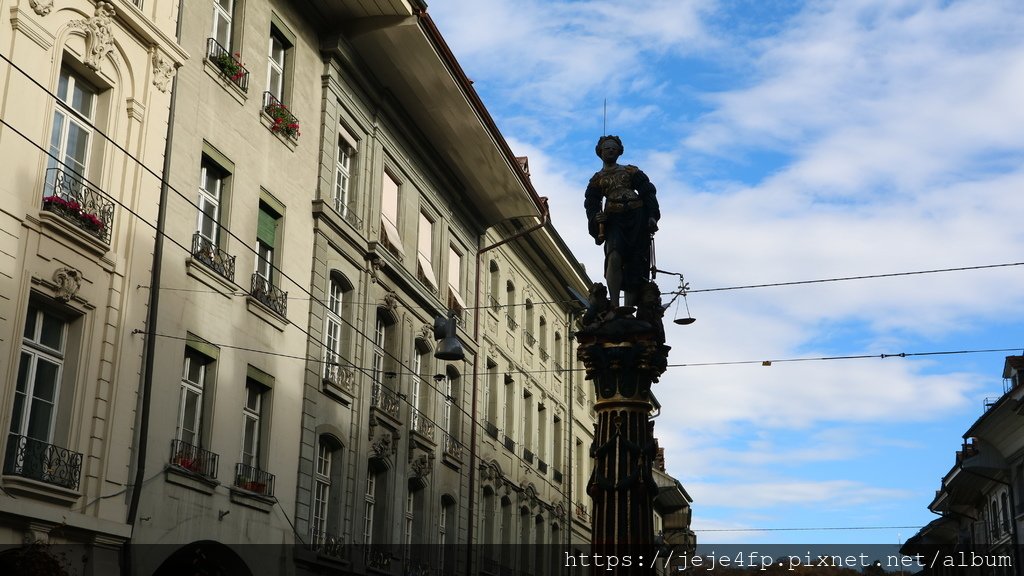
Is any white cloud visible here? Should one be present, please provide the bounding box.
[687,479,911,509]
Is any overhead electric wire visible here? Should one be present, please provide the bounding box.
[686,262,1024,294]
[694,525,924,533]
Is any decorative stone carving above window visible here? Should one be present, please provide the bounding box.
[69,2,116,72]
[30,0,54,16]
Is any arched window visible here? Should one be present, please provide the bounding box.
[323,273,352,386]
[489,260,500,310]
[524,300,535,346]
[505,281,517,329]
[311,435,344,545]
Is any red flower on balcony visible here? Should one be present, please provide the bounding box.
[43,195,81,212]
[264,100,300,139]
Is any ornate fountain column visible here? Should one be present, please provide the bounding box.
[577,283,669,574]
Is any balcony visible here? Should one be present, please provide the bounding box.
[371,381,401,420]
[553,468,563,483]
[262,91,300,140]
[506,314,518,331]
[309,529,347,561]
[365,547,391,571]
[575,501,590,521]
[233,462,275,497]
[411,409,435,441]
[523,448,534,464]
[488,295,501,312]
[443,434,464,460]
[522,330,536,347]
[250,273,287,317]
[191,232,235,282]
[3,434,82,490]
[554,361,564,374]
[333,196,363,230]
[206,38,249,92]
[169,439,219,480]
[539,348,549,362]
[502,435,516,453]
[41,168,114,244]
[484,421,499,439]
[538,459,548,474]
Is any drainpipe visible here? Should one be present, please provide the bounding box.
[124,2,184,574]
[465,201,550,575]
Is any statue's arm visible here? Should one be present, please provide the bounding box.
[633,169,660,224]
[584,179,603,240]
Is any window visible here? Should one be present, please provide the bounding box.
[438,499,448,567]
[485,359,498,427]
[380,172,404,255]
[417,212,437,291]
[488,260,500,310]
[177,349,207,447]
[324,275,350,384]
[372,316,386,386]
[255,201,280,284]
[12,305,67,444]
[197,159,226,245]
[410,346,424,418]
[404,490,416,552]
[505,281,517,329]
[240,380,264,469]
[524,300,535,345]
[312,442,331,541]
[212,0,235,49]
[539,316,548,355]
[48,70,96,182]
[448,246,466,314]
[266,29,287,101]
[363,468,377,545]
[334,125,355,218]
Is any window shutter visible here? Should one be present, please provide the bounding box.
[257,205,277,247]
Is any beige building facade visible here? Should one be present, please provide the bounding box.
[0,0,185,570]
[1,1,601,574]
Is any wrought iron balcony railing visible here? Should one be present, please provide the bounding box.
[169,438,219,480]
[411,409,435,440]
[191,232,235,282]
[539,348,549,362]
[522,330,536,347]
[488,295,501,312]
[523,448,534,464]
[553,468,563,483]
[502,435,516,453]
[41,168,114,244]
[4,434,82,490]
[484,421,499,439]
[333,197,363,230]
[371,381,401,419]
[575,501,590,521]
[309,529,347,561]
[506,314,518,331]
[554,361,564,374]
[206,38,249,92]
[250,273,287,317]
[234,462,275,497]
[538,459,548,474]
[365,547,392,571]
[262,91,300,140]
[443,434,464,460]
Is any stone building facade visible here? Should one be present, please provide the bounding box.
[0,0,184,570]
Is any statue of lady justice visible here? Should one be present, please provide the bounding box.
[584,135,660,308]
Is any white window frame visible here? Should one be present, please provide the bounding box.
[177,351,206,446]
[334,137,352,217]
[48,69,96,181]
[12,306,67,443]
[380,172,404,253]
[363,470,376,545]
[312,442,331,542]
[197,161,223,245]
[266,30,286,101]
[324,278,344,381]
[212,0,234,49]
[240,380,262,468]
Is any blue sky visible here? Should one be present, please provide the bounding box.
[429,0,1024,544]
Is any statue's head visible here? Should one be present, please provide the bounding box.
[595,135,624,159]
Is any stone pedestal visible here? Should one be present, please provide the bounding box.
[577,309,669,574]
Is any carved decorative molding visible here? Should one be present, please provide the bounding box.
[409,451,434,479]
[69,2,116,72]
[152,50,176,93]
[381,290,399,314]
[29,0,54,17]
[52,267,82,302]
